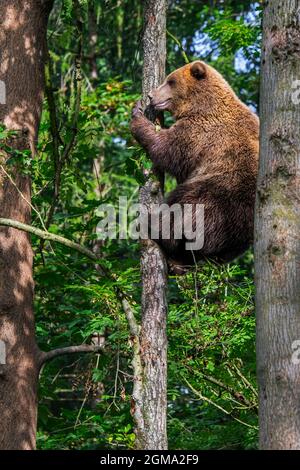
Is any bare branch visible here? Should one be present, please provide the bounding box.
[122,298,140,337]
[44,51,60,173]
[61,12,83,165]
[38,344,104,369]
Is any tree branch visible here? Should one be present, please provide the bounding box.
[184,378,258,430]
[38,344,104,369]
[122,298,140,338]
[198,370,257,410]
[61,6,83,165]
[0,217,100,263]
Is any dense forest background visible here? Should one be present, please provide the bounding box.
[13,0,261,450]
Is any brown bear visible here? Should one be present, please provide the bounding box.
[130,60,259,272]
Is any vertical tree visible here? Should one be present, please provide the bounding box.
[0,0,53,450]
[133,0,168,450]
[255,0,300,449]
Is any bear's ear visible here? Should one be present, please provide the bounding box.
[190,61,206,80]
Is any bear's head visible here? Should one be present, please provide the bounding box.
[148,60,235,119]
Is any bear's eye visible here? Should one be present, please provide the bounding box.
[167,78,176,86]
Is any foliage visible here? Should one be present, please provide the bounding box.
[168,257,257,449]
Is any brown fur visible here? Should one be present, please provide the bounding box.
[131,60,259,271]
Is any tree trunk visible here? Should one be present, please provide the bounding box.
[0,0,52,450]
[255,0,300,450]
[134,0,168,450]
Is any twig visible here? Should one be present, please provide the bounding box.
[121,299,143,434]
[43,50,62,236]
[230,362,258,398]
[45,49,60,173]
[167,29,190,64]
[61,32,83,164]
[0,165,47,232]
[183,378,258,430]
[198,370,257,410]
[191,250,199,319]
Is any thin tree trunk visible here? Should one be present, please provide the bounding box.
[255,0,300,450]
[0,0,52,450]
[134,0,168,450]
[116,1,124,63]
[88,2,99,81]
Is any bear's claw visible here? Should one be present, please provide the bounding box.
[132,99,144,118]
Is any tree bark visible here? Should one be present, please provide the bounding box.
[133,0,168,450]
[0,0,52,450]
[255,0,300,450]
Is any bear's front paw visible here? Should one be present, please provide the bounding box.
[132,99,144,119]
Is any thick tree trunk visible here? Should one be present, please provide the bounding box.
[134,0,168,450]
[0,0,52,450]
[255,0,300,450]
